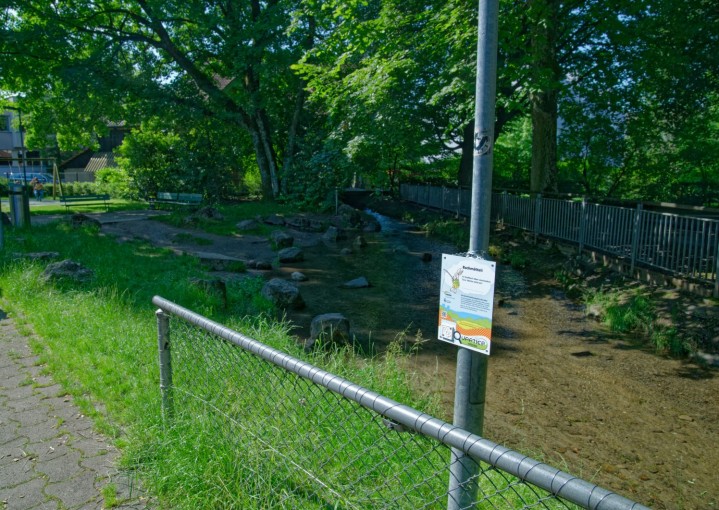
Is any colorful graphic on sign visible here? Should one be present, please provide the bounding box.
[438,254,496,355]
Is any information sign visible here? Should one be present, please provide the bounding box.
[438,254,496,355]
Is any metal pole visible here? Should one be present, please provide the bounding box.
[448,0,498,507]
[630,203,643,273]
[714,226,719,298]
[578,197,587,252]
[156,309,174,421]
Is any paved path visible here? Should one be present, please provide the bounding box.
[0,312,150,510]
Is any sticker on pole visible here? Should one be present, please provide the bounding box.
[438,254,496,355]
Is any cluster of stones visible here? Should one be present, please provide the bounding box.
[252,205,382,349]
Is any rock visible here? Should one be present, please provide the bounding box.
[263,214,285,226]
[337,204,362,228]
[278,247,304,263]
[285,216,309,230]
[261,278,305,309]
[41,259,94,284]
[586,303,603,320]
[308,219,326,232]
[353,235,367,249]
[189,278,228,309]
[341,276,370,289]
[195,206,224,220]
[340,248,352,256]
[306,313,351,351]
[291,272,308,282]
[70,214,101,229]
[271,230,294,248]
[323,226,346,242]
[236,219,259,231]
[255,260,273,270]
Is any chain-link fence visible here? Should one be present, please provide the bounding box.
[154,296,648,510]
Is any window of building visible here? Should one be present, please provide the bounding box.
[0,115,9,131]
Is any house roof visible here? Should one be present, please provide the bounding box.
[84,152,117,173]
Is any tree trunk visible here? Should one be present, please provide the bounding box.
[529,0,560,195]
[281,86,305,196]
[247,122,275,199]
[530,89,558,194]
[254,109,280,198]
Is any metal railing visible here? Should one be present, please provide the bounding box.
[401,184,719,296]
[154,296,648,510]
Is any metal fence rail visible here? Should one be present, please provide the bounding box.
[154,296,648,510]
[401,184,719,296]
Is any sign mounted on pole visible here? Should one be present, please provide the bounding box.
[438,254,496,355]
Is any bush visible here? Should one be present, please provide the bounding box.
[95,167,134,199]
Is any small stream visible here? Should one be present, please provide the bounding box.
[282,210,528,363]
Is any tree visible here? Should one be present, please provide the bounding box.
[0,0,316,199]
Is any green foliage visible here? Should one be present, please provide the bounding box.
[422,218,469,250]
[0,215,470,509]
[584,289,692,357]
[115,123,182,198]
[494,117,532,190]
[95,167,133,199]
[59,181,98,196]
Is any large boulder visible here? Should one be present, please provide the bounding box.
[271,230,295,249]
[194,206,224,220]
[278,247,304,263]
[41,259,94,284]
[263,214,286,226]
[261,278,305,309]
[306,313,351,351]
[337,204,362,228]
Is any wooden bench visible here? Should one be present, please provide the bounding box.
[60,194,111,212]
[151,192,203,209]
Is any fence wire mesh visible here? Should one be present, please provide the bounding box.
[154,297,647,510]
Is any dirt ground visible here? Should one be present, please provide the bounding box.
[97,207,718,510]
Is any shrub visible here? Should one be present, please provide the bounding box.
[95,167,134,199]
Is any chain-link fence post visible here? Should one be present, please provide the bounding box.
[156,308,174,421]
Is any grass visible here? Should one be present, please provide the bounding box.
[1,197,149,216]
[156,199,300,236]
[583,288,691,356]
[0,206,578,509]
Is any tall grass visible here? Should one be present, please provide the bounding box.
[0,218,578,509]
[584,289,690,356]
[0,220,439,507]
